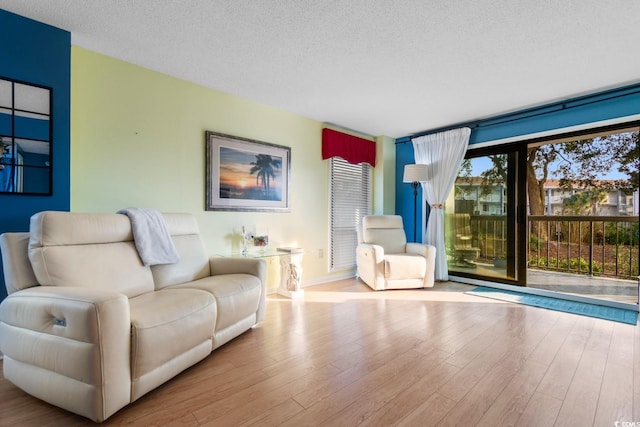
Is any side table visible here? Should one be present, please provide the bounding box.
[215,248,305,299]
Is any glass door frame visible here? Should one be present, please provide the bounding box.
[449,143,527,286]
[455,121,639,299]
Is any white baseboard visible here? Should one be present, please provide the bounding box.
[301,271,356,288]
[266,272,357,294]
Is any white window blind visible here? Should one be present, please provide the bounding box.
[329,157,372,271]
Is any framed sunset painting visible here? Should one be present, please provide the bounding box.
[205,131,291,211]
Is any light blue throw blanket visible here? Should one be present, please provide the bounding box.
[117,208,180,266]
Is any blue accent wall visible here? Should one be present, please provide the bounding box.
[395,84,640,239]
[396,142,422,242]
[0,9,70,300]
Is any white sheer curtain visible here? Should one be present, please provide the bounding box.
[412,128,470,281]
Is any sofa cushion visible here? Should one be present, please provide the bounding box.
[129,288,216,391]
[28,211,154,298]
[151,213,210,289]
[168,274,261,332]
[384,254,426,280]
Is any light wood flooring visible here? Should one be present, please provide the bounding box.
[1,279,639,426]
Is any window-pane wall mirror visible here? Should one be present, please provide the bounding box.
[0,77,52,195]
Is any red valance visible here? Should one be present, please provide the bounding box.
[322,128,376,167]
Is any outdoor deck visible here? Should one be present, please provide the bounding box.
[527,269,639,305]
[451,263,639,305]
[450,214,640,306]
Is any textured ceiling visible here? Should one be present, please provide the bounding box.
[2,0,639,138]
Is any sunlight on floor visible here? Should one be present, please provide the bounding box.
[267,279,509,304]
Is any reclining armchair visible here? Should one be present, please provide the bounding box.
[356,215,436,290]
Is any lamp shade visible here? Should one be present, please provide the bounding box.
[403,164,429,183]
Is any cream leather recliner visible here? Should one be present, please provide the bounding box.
[356,215,436,290]
[0,211,266,422]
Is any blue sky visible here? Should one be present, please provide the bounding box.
[469,154,627,181]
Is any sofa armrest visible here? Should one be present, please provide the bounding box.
[406,243,437,287]
[209,257,266,279]
[209,257,267,322]
[406,242,436,258]
[356,243,386,289]
[0,286,131,422]
[356,243,385,263]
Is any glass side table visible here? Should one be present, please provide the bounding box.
[215,248,305,299]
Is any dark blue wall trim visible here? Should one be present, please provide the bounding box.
[396,83,640,145]
[0,9,70,301]
[395,83,640,240]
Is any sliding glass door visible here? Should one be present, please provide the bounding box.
[445,123,639,306]
[445,145,524,284]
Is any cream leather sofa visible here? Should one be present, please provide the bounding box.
[0,211,266,422]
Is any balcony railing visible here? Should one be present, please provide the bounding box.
[460,215,639,280]
[528,215,639,280]
[471,215,506,261]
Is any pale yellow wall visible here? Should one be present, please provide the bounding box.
[71,47,358,288]
[374,135,396,214]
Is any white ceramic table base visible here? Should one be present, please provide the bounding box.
[277,252,304,299]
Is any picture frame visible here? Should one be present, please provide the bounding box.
[205,131,291,212]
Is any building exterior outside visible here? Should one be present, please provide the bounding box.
[455,178,506,216]
[543,180,638,216]
[455,178,638,217]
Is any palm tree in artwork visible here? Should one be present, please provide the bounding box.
[249,154,281,199]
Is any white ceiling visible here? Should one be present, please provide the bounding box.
[2,0,639,138]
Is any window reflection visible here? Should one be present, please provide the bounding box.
[0,78,52,194]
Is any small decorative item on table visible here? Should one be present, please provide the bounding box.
[254,225,269,251]
[254,235,269,248]
[240,226,252,256]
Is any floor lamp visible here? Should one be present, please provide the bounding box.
[403,164,430,242]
